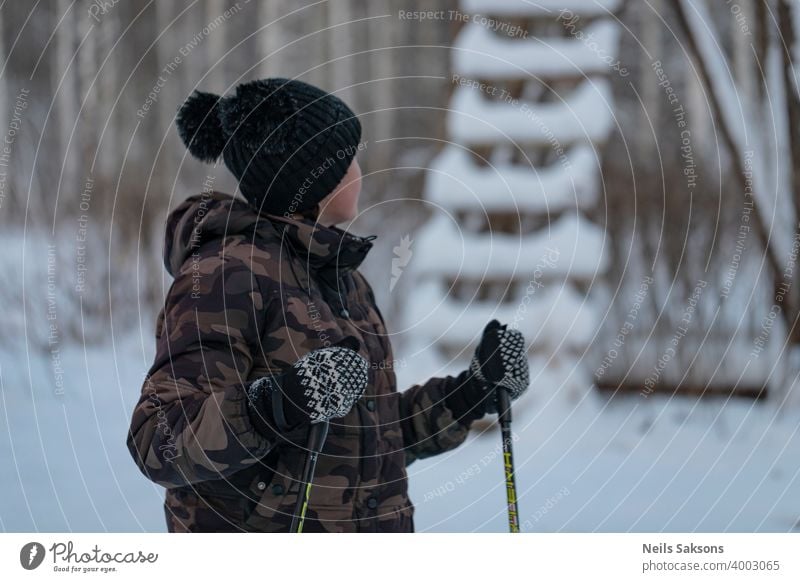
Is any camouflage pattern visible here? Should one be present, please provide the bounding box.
[127,191,474,532]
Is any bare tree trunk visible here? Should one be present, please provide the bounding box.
[55,0,79,216]
[78,1,98,190]
[778,0,800,234]
[640,0,662,158]
[0,1,9,218]
[327,0,355,101]
[206,0,227,89]
[733,0,756,105]
[257,1,283,78]
[155,1,183,207]
[367,0,394,196]
[669,0,784,289]
[777,0,800,341]
[306,2,328,88]
[0,4,7,144]
[97,3,119,192]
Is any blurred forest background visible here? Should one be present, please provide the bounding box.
[0,0,798,404]
[1,0,455,344]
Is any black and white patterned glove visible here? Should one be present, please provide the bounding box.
[467,320,530,414]
[247,342,368,434]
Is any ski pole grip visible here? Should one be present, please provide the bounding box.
[496,385,512,424]
[308,420,329,453]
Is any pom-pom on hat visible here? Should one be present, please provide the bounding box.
[175,78,362,216]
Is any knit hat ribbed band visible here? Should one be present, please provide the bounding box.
[175,78,362,215]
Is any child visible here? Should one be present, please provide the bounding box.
[126,78,530,532]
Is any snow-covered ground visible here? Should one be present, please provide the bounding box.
[0,334,165,532]
[1,332,798,533]
[402,358,800,533]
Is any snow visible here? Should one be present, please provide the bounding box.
[449,79,615,145]
[402,280,601,353]
[424,143,599,212]
[461,0,621,17]
[453,20,621,79]
[411,212,608,279]
[0,334,165,532]
[2,330,798,532]
[397,357,800,532]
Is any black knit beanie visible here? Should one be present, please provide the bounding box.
[175,78,362,216]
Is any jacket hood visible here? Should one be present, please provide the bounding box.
[163,191,376,278]
[163,191,264,276]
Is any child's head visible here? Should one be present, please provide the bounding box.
[176,78,362,219]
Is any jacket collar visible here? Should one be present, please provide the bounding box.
[162,191,375,281]
[266,213,376,275]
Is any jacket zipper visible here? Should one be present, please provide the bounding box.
[339,270,370,526]
[341,274,354,317]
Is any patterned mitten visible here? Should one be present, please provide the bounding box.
[467,319,530,414]
[247,342,368,433]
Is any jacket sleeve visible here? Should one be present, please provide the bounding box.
[126,254,278,488]
[356,271,483,466]
[398,370,484,466]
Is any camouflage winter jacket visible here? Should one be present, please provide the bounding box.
[126,191,478,532]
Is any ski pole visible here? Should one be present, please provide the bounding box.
[290,420,329,533]
[270,340,366,533]
[496,386,520,533]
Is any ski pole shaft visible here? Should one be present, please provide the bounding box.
[290,420,329,533]
[496,387,520,532]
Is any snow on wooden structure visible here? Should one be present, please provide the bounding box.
[402,0,622,402]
